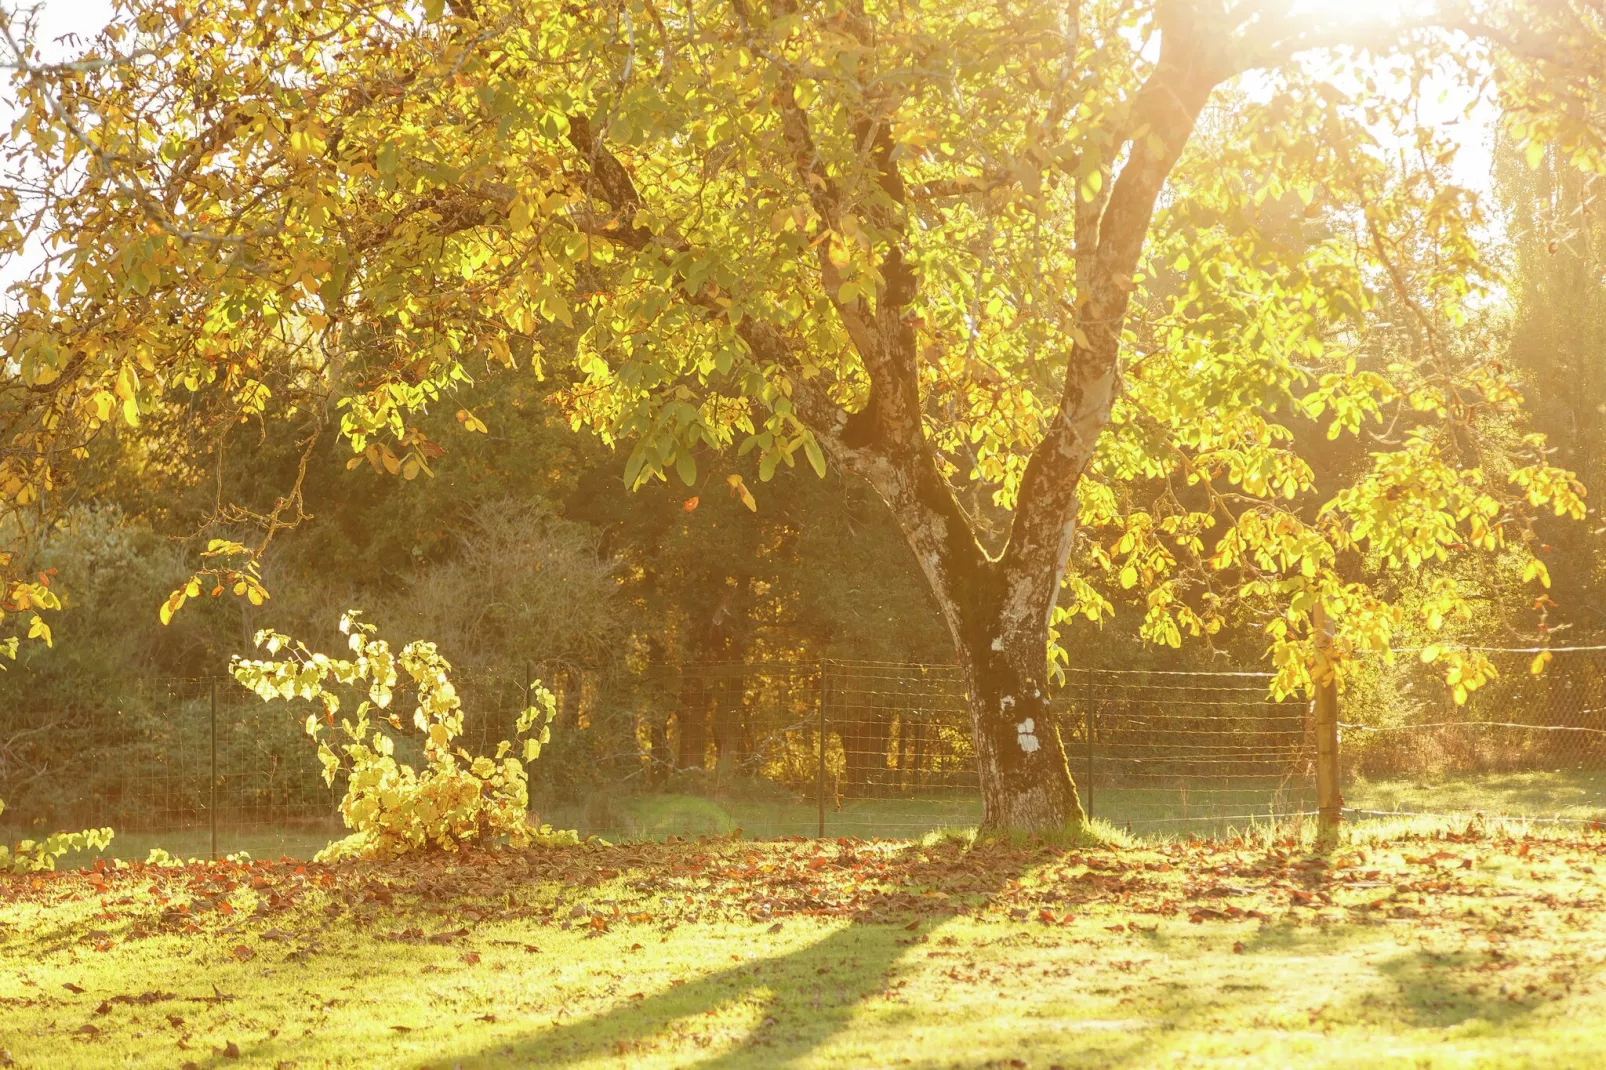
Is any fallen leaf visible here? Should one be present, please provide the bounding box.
[219,1041,240,1059]
[390,1025,413,1033]
[475,1013,497,1023]
[230,944,255,962]
[460,952,480,965]
[63,983,85,994]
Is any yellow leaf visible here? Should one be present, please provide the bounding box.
[1530,650,1552,675]
[1522,558,1551,589]
[27,615,52,648]
[159,590,184,626]
[727,473,757,511]
[1419,644,1442,664]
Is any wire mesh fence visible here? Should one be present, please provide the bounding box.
[1339,646,1606,825]
[1069,668,1315,832]
[3,648,1603,861]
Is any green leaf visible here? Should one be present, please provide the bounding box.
[803,435,826,478]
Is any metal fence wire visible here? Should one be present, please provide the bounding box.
[2,648,1603,858]
[1341,648,1606,777]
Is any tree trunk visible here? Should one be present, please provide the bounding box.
[711,671,744,784]
[955,582,1087,834]
[648,717,671,788]
[675,669,709,769]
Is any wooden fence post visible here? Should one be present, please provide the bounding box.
[1083,670,1095,823]
[209,678,218,862]
[817,660,828,840]
[1312,603,1342,838]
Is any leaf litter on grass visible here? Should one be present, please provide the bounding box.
[0,821,1602,1067]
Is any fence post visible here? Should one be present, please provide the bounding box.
[817,660,827,839]
[1084,670,1095,823]
[209,678,218,862]
[1312,603,1342,838]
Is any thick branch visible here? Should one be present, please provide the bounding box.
[998,12,1226,634]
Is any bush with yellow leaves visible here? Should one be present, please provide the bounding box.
[232,612,577,862]
[0,800,113,872]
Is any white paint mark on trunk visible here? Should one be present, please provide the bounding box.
[1016,717,1039,753]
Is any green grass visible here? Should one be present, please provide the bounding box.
[2,822,1604,1068]
[0,822,343,866]
[12,768,1605,870]
[1347,768,1606,821]
[542,769,1606,845]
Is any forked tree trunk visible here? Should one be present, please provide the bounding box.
[704,8,1216,834]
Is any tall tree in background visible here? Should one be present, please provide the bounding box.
[1499,142,1606,636]
[1,0,1602,832]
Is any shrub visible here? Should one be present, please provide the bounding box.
[0,799,112,872]
[232,612,576,861]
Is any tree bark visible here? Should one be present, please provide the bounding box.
[675,669,709,769]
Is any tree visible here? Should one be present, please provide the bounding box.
[1,0,1602,832]
[1498,138,1606,637]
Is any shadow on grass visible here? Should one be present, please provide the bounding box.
[1098,925,1550,1069]
[1368,946,1539,1030]
[440,844,1039,1069]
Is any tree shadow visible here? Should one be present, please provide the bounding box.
[436,842,1036,1069]
[1099,919,1556,1069]
[1365,946,1548,1030]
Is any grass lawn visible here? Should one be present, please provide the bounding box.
[10,769,1603,873]
[1,818,1603,1068]
[543,769,1606,845]
[11,768,1604,871]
